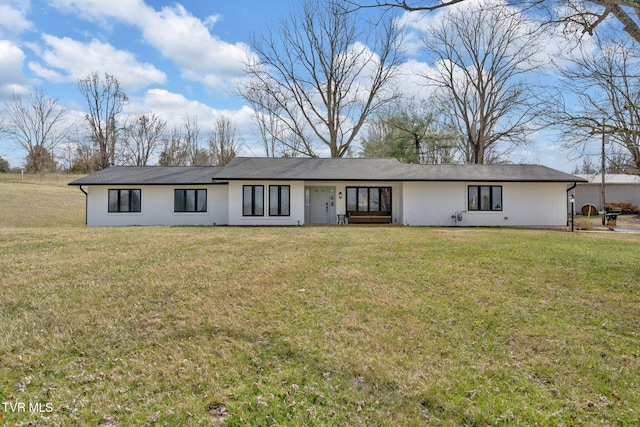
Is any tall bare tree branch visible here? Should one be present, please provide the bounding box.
[238,0,404,158]
[208,116,240,166]
[1,87,70,173]
[185,115,210,166]
[347,0,640,43]
[77,72,128,170]
[122,113,167,166]
[553,35,640,173]
[422,0,547,163]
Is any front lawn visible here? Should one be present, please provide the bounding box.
[1,225,638,425]
[0,178,638,425]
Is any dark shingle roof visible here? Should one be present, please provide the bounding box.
[69,159,586,186]
[398,163,587,182]
[212,158,405,181]
[69,166,223,186]
[213,157,585,182]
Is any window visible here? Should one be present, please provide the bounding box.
[108,189,141,213]
[174,189,207,212]
[346,188,357,211]
[468,186,502,211]
[243,185,264,216]
[269,185,290,216]
[346,187,392,212]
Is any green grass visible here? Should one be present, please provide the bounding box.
[0,177,639,425]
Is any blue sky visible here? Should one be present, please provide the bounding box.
[0,0,593,171]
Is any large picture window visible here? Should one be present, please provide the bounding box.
[468,186,502,211]
[108,189,141,213]
[269,185,290,216]
[243,185,264,216]
[174,189,207,212]
[346,187,392,212]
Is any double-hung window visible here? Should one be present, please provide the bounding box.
[243,185,264,216]
[174,189,207,212]
[108,189,141,213]
[468,186,502,211]
[269,185,290,216]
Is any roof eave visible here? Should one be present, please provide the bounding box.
[68,181,228,186]
[214,177,587,183]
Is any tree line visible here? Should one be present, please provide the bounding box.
[0,72,240,174]
[1,0,639,174]
[240,0,640,172]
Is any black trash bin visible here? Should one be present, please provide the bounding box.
[606,213,617,229]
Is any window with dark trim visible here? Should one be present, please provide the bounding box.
[269,185,290,216]
[108,189,141,213]
[243,185,264,216]
[346,187,392,212]
[468,185,502,211]
[174,189,207,212]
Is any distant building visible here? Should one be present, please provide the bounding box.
[574,174,640,214]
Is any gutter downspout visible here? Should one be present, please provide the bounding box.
[566,182,577,227]
[78,185,88,225]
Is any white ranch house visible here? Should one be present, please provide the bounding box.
[69,157,585,228]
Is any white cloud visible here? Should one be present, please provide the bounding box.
[127,88,252,131]
[0,40,31,97]
[0,1,32,37]
[132,89,212,122]
[50,0,251,91]
[26,61,65,82]
[28,35,166,91]
[124,88,260,153]
[394,59,437,99]
[51,0,148,29]
[143,5,249,82]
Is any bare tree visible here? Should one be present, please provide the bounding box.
[183,115,209,166]
[347,1,640,44]
[237,0,404,158]
[158,126,190,166]
[64,124,100,172]
[122,113,167,166]
[208,116,240,166]
[554,35,640,173]
[422,0,547,163]
[243,84,302,157]
[77,72,128,170]
[1,87,70,173]
[572,156,599,174]
[157,118,210,166]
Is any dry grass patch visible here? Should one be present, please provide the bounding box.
[575,213,640,231]
[0,174,84,228]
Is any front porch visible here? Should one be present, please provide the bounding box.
[304,183,401,225]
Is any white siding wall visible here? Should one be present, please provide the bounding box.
[403,182,568,227]
[227,181,305,226]
[402,182,463,226]
[85,185,228,226]
[83,180,569,227]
